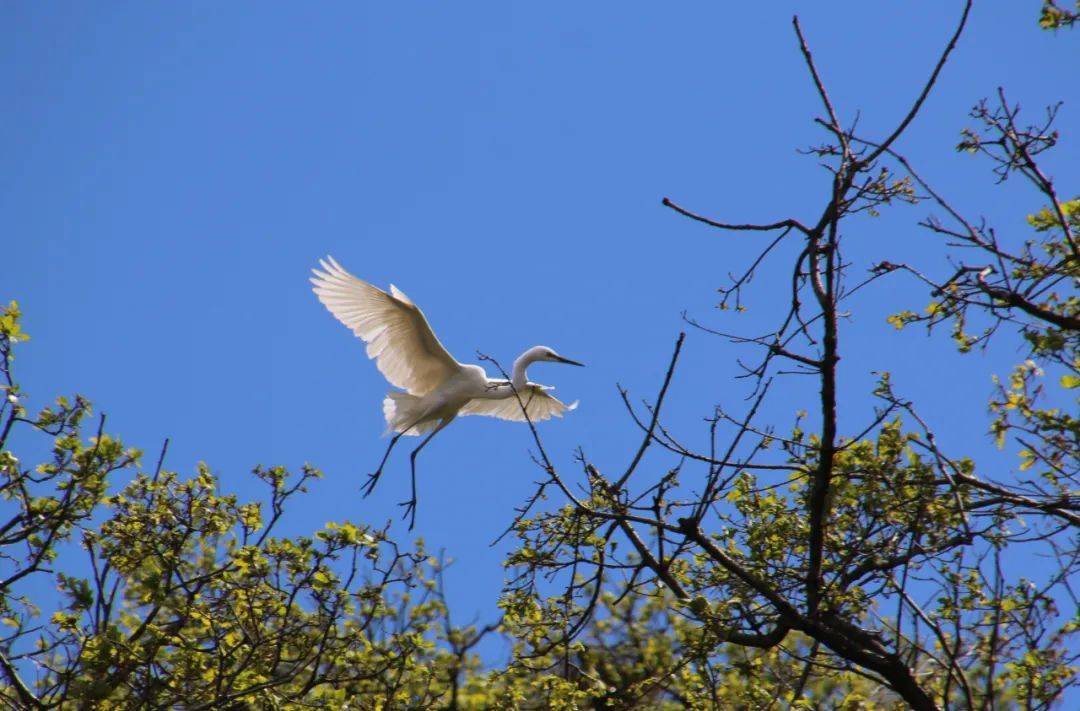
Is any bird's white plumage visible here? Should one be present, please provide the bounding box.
[311,256,580,438]
[311,256,583,530]
[312,256,583,528]
[460,385,577,422]
[311,256,460,396]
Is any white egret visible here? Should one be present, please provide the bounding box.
[310,256,582,528]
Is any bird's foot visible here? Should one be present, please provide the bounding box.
[398,497,417,530]
[361,470,383,498]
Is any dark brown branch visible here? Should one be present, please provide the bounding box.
[861,0,974,166]
[792,16,844,138]
[0,650,42,709]
[975,280,1080,331]
[614,333,685,490]
[662,197,810,235]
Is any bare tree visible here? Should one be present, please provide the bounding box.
[499,2,1078,708]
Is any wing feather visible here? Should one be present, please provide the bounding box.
[460,384,578,423]
[311,256,460,395]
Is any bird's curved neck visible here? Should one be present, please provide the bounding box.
[511,350,540,390]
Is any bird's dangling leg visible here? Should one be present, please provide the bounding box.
[399,419,451,530]
[363,430,407,498]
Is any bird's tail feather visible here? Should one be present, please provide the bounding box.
[382,392,437,437]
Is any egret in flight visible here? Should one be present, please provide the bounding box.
[311,256,582,528]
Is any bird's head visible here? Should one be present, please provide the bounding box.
[528,345,585,367]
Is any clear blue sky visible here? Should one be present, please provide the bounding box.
[3,1,1077,669]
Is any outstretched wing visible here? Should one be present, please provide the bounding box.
[311,256,460,395]
[460,384,578,423]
